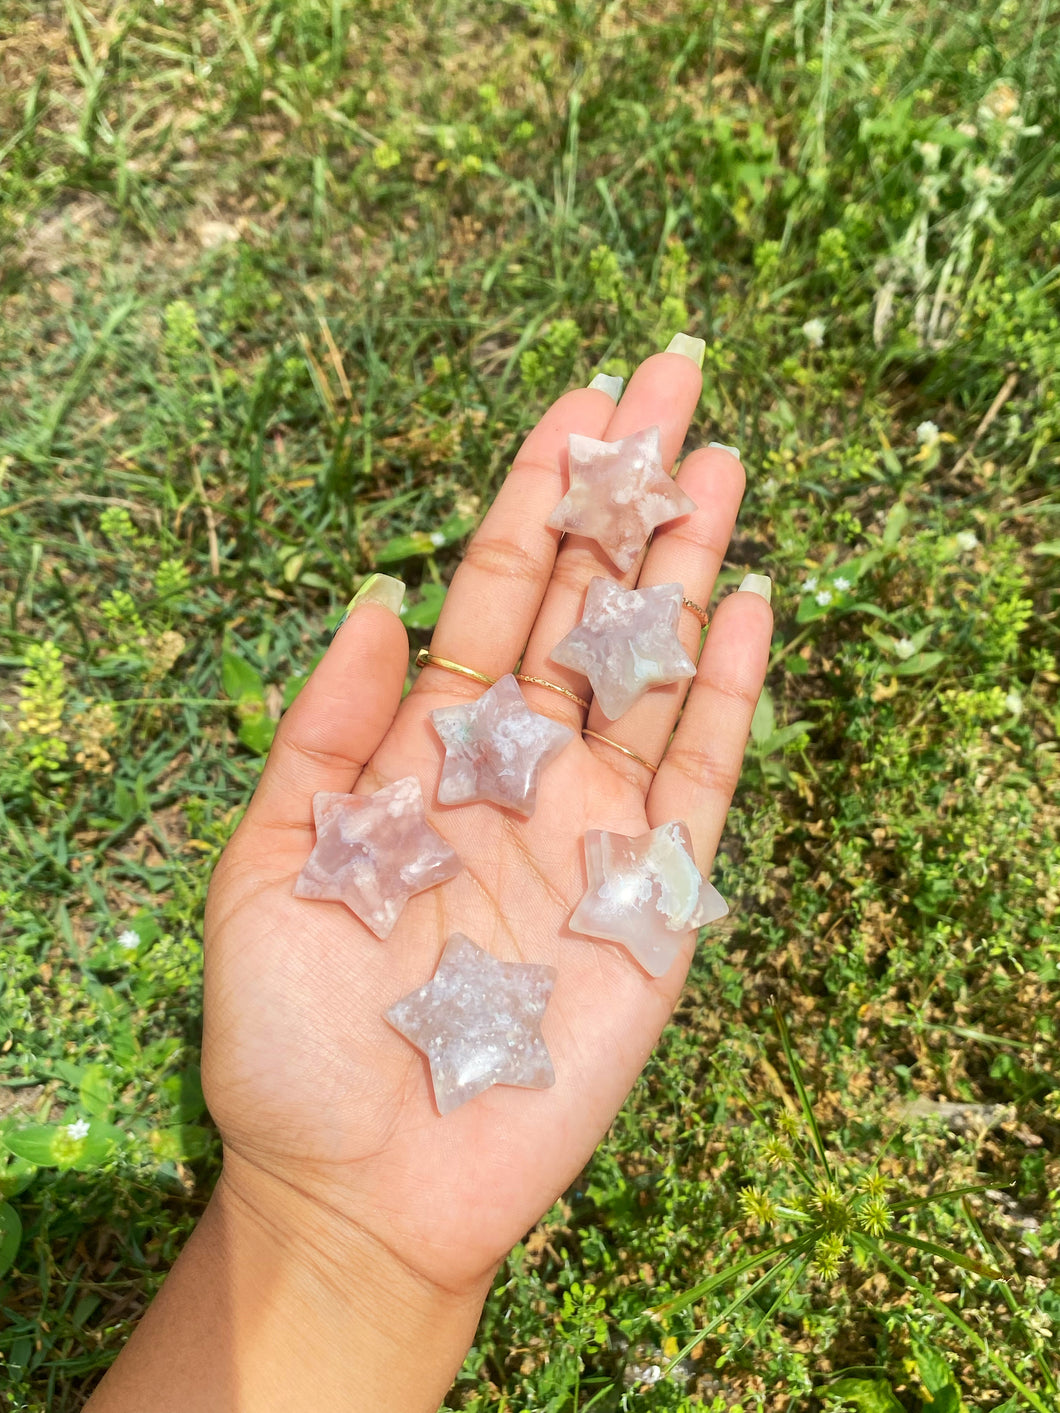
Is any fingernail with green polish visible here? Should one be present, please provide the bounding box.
[588,372,624,401]
[337,573,406,630]
[708,441,742,460]
[665,332,706,369]
[737,573,772,604]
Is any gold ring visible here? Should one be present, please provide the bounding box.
[582,729,658,775]
[682,597,709,626]
[415,649,495,688]
[516,674,590,711]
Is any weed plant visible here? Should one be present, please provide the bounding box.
[1,0,1059,1408]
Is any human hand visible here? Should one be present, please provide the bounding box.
[203,348,771,1301]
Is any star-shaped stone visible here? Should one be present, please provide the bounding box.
[293,776,460,939]
[429,673,575,817]
[386,933,557,1114]
[550,578,697,720]
[569,822,727,976]
[547,425,697,571]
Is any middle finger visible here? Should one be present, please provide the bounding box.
[516,348,705,726]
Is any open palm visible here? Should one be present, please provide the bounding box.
[202,350,772,1300]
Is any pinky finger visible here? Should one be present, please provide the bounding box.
[646,580,773,869]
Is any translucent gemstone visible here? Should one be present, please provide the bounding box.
[293,777,460,939]
[386,933,557,1115]
[546,425,697,572]
[429,673,574,817]
[569,822,728,977]
[550,578,697,720]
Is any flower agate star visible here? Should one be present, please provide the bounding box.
[293,777,460,939]
[547,425,697,572]
[386,933,557,1115]
[429,673,575,816]
[550,578,697,720]
[569,822,728,977]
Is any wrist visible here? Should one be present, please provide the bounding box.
[89,1149,489,1413]
[214,1150,490,1408]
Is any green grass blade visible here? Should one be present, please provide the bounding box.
[883,1230,1003,1281]
[650,1234,815,1319]
[774,1006,833,1181]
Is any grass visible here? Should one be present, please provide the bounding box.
[1,0,1059,1407]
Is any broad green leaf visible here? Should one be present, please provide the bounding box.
[3,1126,61,1167]
[79,1064,114,1117]
[69,1123,126,1171]
[0,1153,38,1200]
[750,686,776,744]
[1031,539,1060,556]
[818,1377,904,1412]
[375,531,437,564]
[161,1065,206,1122]
[149,1124,212,1162]
[221,650,265,704]
[238,712,277,755]
[402,583,447,630]
[760,720,814,755]
[0,1201,23,1281]
[882,501,909,548]
[893,651,945,677]
[911,1335,963,1413]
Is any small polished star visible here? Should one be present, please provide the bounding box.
[551,578,697,721]
[547,425,697,571]
[386,933,557,1115]
[430,674,575,816]
[293,777,461,939]
[569,822,728,977]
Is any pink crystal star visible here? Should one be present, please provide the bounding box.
[547,425,697,571]
[293,777,460,939]
[430,674,575,817]
[386,933,557,1115]
[550,578,697,720]
[569,822,728,977]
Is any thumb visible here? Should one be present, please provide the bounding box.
[245,575,409,832]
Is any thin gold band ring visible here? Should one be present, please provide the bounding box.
[416,651,590,711]
[515,674,590,711]
[415,649,494,687]
[682,597,709,626]
[582,729,658,775]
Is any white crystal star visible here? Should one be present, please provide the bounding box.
[569,823,728,977]
[430,674,574,816]
[386,934,557,1114]
[294,777,461,939]
[550,578,697,720]
[547,426,697,572]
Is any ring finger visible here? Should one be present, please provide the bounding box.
[580,443,746,785]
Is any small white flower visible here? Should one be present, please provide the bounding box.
[916,420,940,446]
[802,317,826,348]
[803,576,819,594]
[66,1119,91,1141]
[429,531,446,548]
[117,929,140,951]
[895,637,916,660]
[815,589,832,607]
[1005,690,1023,717]
[834,576,851,592]
[956,530,979,552]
